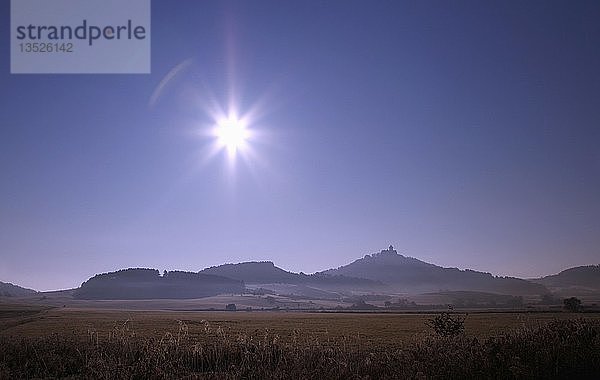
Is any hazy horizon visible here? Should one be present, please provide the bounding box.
[3,245,598,292]
[2,1,599,291]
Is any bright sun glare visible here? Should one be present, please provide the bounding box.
[215,116,249,156]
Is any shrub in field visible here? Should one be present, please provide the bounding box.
[426,310,466,337]
[564,297,582,312]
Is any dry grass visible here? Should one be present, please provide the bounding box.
[2,307,599,344]
[1,307,600,378]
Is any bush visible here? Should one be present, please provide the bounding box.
[426,311,466,337]
[564,297,582,312]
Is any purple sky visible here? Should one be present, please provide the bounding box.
[1,1,599,291]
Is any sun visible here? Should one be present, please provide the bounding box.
[214,116,249,156]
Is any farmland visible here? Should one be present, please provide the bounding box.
[1,304,600,378]
[2,304,599,344]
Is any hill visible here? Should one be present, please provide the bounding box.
[12,247,594,303]
[322,246,548,295]
[533,265,600,293]
[200,262,299,284]
[0,281,37,297]
[74,268,244,300]
[200,261,382,289]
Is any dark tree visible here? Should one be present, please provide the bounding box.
[225,303,237,311]
[563,297,582,312]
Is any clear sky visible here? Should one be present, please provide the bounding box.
[1,1,599,291]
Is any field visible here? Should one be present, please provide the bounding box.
[2,304,599,344]
[1,304,600,378]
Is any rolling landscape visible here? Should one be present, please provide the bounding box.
[3,0,600,378]
[3,246,599,311]
[1,246,600,378]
